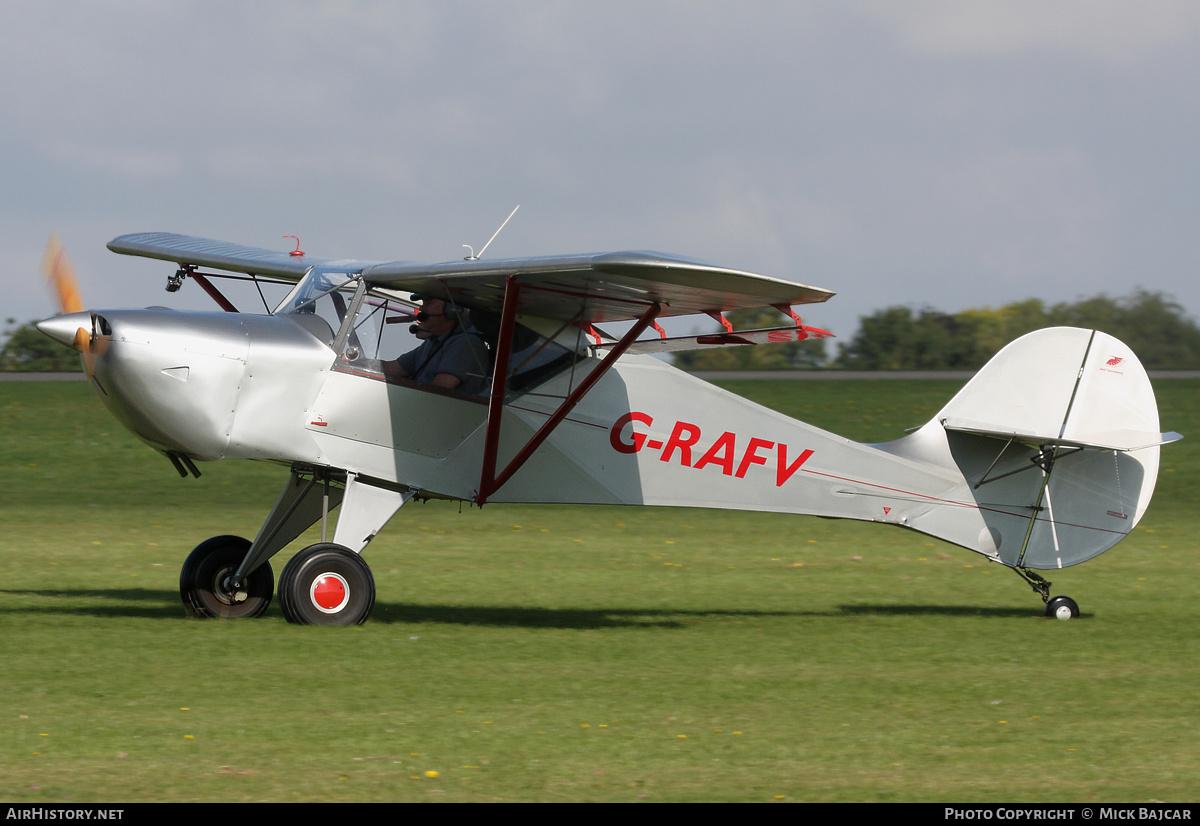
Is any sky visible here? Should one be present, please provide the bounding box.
[3,1,1199,351]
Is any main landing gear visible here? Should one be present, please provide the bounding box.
[176,470,410,625]
[180,535,275,619]
[179,537,377,625]
[278,543,375,626]
[1014,567,1081,620]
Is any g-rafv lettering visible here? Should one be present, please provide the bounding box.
[610,411,814,487]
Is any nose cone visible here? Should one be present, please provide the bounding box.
[37,312,92,350]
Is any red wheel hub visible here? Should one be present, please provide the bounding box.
[310,573,349,613]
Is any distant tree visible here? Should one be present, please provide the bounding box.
[953,299,1052,364]
[1,318,83,372]
[834,290,1200,370]
[672,308,828,371]
[1048,290,1200,368]
[836,306,977,370]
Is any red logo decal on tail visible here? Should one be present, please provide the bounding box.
[1106,356,1124,366]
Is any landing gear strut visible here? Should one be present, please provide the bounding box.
[1014,567,1080,620]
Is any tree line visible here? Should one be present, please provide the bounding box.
[674,290,1200,371]
[1,318,83,372]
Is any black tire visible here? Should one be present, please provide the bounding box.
[1045,595,1080,620]
[179,535,273,618]
[278,543,375,626]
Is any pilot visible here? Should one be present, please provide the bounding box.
[382,297,489,394]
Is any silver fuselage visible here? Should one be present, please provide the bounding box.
[41,308,1162,571]
[82,309,332,464]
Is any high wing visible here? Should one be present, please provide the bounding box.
[109,234,834,325]
[107,232,381,280]
[363,252,833,324]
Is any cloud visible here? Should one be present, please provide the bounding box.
[1,2,1197,340]
[864,0,1200,64]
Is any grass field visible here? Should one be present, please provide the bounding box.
[1,377,1197,802]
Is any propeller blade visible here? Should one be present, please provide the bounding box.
[41,232,85,315]
[37,234,96,378]
[73,325,95,379]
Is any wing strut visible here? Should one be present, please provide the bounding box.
[190,272,239,313]
[174,264,239,313]
[477,275,661,504]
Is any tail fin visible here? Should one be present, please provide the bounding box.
[882,328,1179,569]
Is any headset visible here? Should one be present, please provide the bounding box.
[409,293,468,335]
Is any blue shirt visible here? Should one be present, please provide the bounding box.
[396,326,489,394]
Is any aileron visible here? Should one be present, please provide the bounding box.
[601,323,835,355]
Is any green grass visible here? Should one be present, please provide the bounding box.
[1,379,1197,802]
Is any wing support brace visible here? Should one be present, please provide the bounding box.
[235,469,345,581]
[172,264,240,313]
[476,275,661,504]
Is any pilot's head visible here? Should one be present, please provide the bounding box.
[412,298,460,339]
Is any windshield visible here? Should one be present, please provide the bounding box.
[275,268,361,347]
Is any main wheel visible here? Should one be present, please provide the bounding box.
[278,543,375,626]
[180,535,274,618]
[1045,595,1080,620]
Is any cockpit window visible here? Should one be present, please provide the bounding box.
[339,292,416,365]
[470,310,584,394]
[276,269,360,347]
[332,292,589,398]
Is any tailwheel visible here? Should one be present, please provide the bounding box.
[1045,595,1080,621]
[1013,566,1081,620]
[180,535,274,618]
[278,543,375,626]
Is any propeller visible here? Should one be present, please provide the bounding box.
[37,233,103,378]
[41,232,84,314]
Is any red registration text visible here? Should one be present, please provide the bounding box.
[610,411,813,487]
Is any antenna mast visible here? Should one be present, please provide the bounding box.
[463,205,520,260]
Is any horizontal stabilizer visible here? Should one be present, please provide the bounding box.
[598,324,834,355]
[941,416,1182,452]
